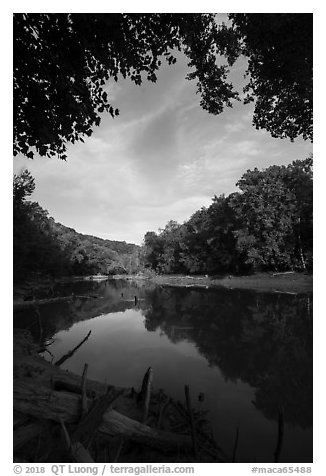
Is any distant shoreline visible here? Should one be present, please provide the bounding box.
[13,272,312,302]
[125,272,313,294]
[58,271,314,294]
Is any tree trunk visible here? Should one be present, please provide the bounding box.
[297,217,307,271]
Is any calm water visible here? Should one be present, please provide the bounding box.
[14,279,313,462]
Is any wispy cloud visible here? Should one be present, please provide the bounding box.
[13,50,313,245]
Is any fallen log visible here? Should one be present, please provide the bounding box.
[14,296,73,310]
[55,330,91,366]
[14,421,43,451]
[272,271,295,276]
[14,379,192,453]
[52,375,139,421]
[73,388,124,444]
[53,378,99,399]
[14,412,29,429]
[73,295,99,300]
[272,289,297,295]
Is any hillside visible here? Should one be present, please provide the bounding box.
[13,199,140,282]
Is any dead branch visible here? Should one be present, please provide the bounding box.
[81,363,89,419]
[55,331,91,367]
[184,385,198,458]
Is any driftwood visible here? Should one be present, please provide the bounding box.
[112,437,124,462]
[171,399,228,462]
[81,363,89,418]
[137,367,153,423]
[137,367,152,403]
[14,412,29,429]
[184,385,198,458]
[14,379,192,453]
[73,388,124,445]
[272,271,295,276]
[272,290,297,295]
[38,347,55,360]
[73,295,99,300]
[70,442,95,463]
[14,331,221,461]
[157,395,171,429]
[52,375,140,423]
[14,421,43,451]
[55,330,91,366]
[54,378,98,399]
[14,294,98,311]
[37,338,55,354]
[14,296,73,310]
[60,416,94,463]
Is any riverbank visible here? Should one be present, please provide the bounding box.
[13,271,312,303]
[13,330,225,463]
[145,272,313,294]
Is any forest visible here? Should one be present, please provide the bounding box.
[14,156,312,283]
[13,170,140,282]
[142,157,313,275]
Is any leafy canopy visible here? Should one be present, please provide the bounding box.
[14,13,237,160]
[14,13,312,160]
[229,14,313,141]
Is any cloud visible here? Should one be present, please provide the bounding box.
[13,48,313,246]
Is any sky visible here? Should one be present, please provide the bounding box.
[12,27,313,246]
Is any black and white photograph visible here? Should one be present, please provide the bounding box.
[12,7,314,469]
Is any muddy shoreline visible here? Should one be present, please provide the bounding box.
[145,272,313,294]
[13,272,312,302]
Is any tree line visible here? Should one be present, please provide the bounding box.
[13,170,140,282]
[13,157,312,282]
[142,157,313,275]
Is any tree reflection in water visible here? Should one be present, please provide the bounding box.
[142,286,312,430]
[14,280,312,435]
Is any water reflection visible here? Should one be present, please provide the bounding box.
[14,279,151,340]
[14,279,312,461]
[141,286,312,430]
